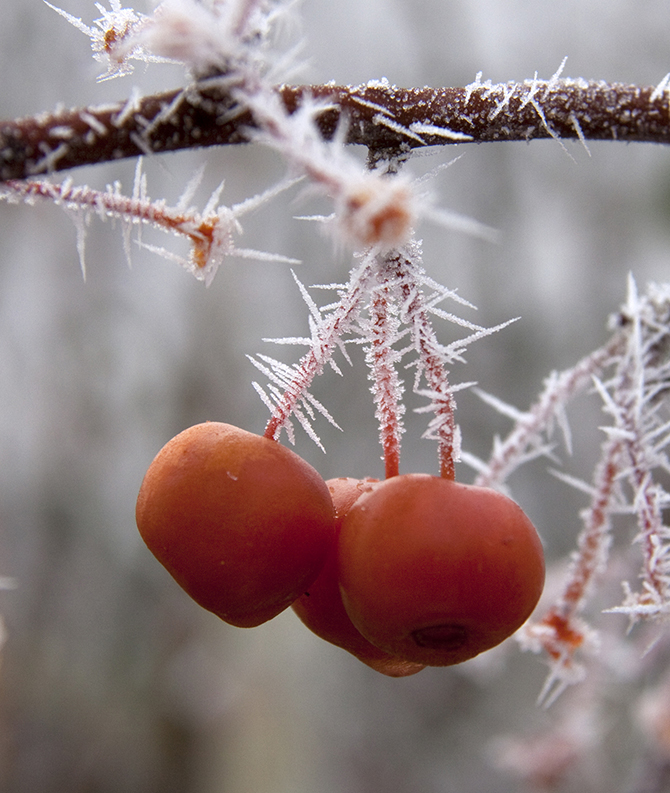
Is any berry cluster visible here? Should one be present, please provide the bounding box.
[136,421,545,677]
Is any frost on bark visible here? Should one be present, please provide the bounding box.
[2,75,670,181]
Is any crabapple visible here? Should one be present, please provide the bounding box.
[136,421,335,628]
[292,477,425,677]
[337,474,545,666]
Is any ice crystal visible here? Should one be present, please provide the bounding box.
[469,277,670,703]
[253,239,511,477]
[44,0,168,80]
[0,162,299,283]
[136,0,285,77]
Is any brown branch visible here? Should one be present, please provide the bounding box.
[2,78,669,181]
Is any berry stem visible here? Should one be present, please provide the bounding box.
[387,249,458,480]
[368,260,404,478]
[262,259,373,442]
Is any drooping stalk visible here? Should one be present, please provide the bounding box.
[366,259,405,478]
[383,249,458,480]
[262,258,373,442]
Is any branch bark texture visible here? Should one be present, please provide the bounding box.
[1,78,669,181]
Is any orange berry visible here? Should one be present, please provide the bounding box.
[337,474,545,666]
[136,422,335,627]
[292,477,425,677]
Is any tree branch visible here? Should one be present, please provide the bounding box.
[2,77,669,181]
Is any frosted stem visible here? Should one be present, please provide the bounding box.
[518,437,621,707]
[543,438,620,628]
[389,250,457,480]
[475,334,625,489]
[3,80,670,180]
[262,259,373,441]
[3,177,213,250]
[367,258,405,478]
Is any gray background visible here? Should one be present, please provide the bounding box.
[1,0,670,791]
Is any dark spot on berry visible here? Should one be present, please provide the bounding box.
[412,624,468,650]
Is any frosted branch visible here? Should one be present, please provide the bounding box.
[473,334,626,489]
[515,280,670,702]
[519,437,622,706]
[261,257,374,443]
[3,79,670,181]
[0,166,298,283]
[384,243,459,479]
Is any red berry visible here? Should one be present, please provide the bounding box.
[136,422,335,628]
[337,474,545,666]
[292,477,425,677]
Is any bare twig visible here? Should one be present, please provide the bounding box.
[2,78,670,181]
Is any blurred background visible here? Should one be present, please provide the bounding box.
[2,0,670,791]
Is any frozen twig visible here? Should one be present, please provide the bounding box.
[392,245,459,480]
[472,333,626,489]
[508,280,670,703]
[0,164,299,283]
[518,436,622,707]
[3,79,670,181]
[259,257,374,444]
[603,280,670,622]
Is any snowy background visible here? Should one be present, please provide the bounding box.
[1,0,670,791]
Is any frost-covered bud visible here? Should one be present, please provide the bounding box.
[43,1,155,80]
[336,174,416,250]
[98,7,148,66]
[140,0,233,73]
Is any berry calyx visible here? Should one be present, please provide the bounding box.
[337,474,545,666]
[136,422,335,627]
